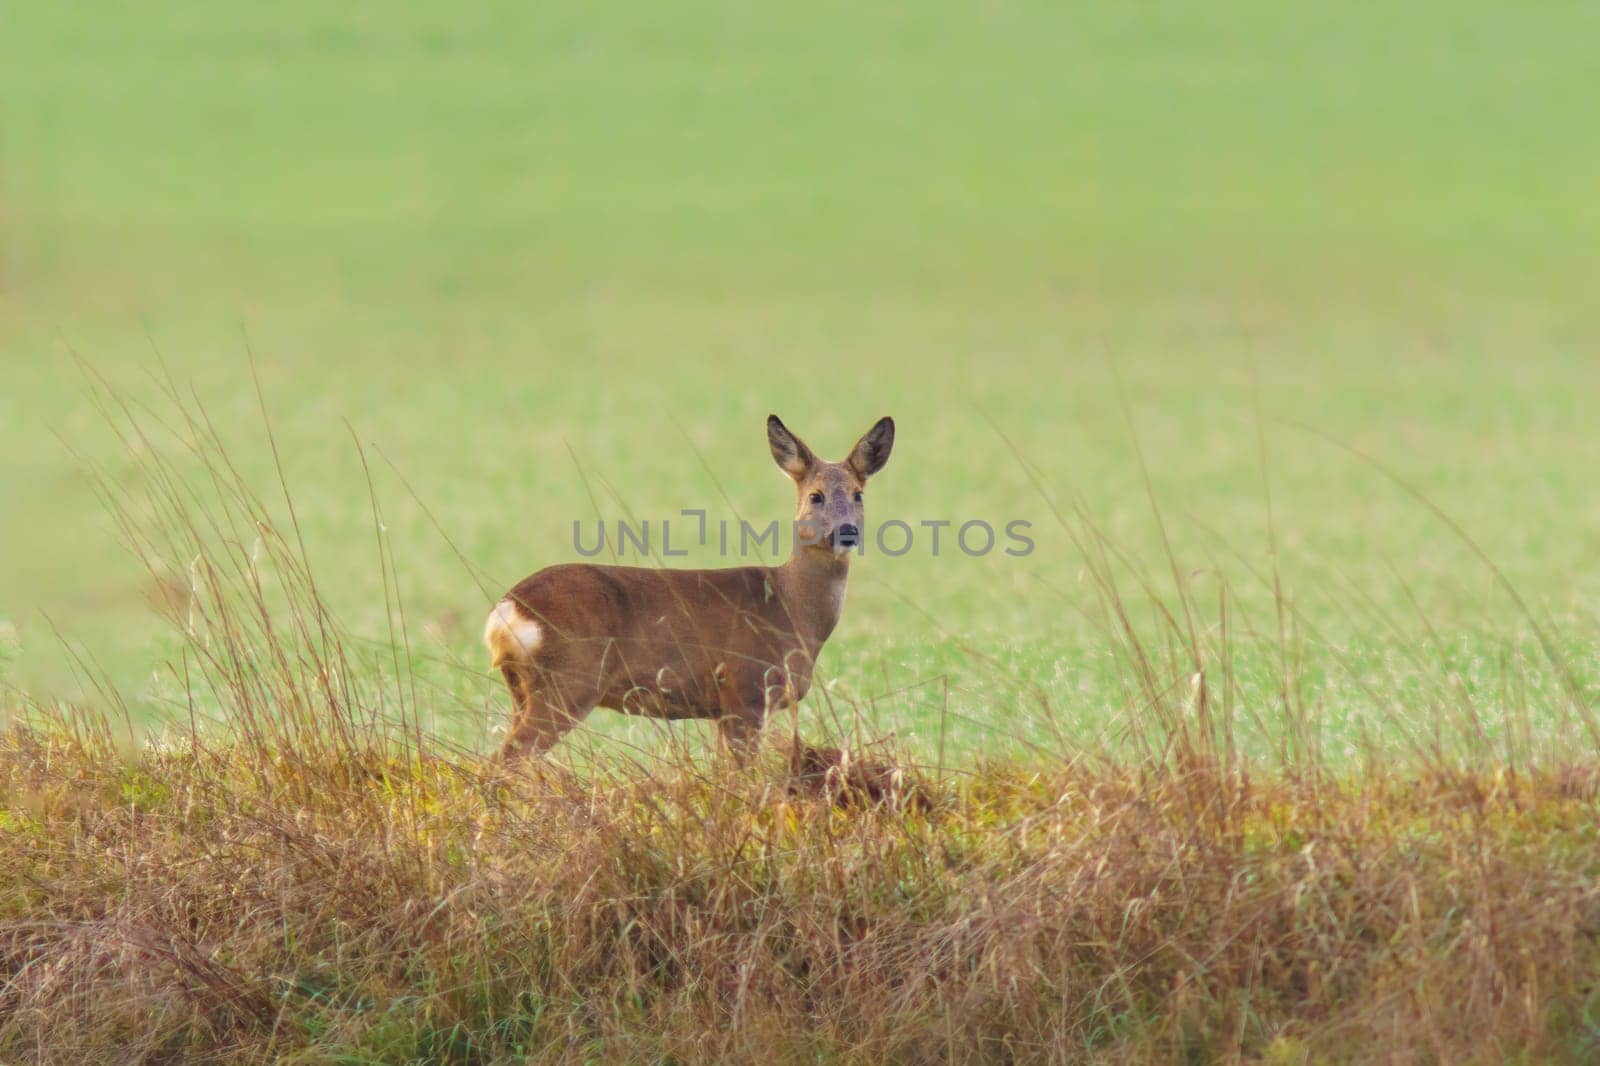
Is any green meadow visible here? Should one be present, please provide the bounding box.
[4,1,1598,762]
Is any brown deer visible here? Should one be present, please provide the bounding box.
[484,414,895,761]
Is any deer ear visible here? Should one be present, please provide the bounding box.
[847,416,895,480]
[767,414,818,480]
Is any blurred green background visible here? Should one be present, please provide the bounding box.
[3,2,1598,758]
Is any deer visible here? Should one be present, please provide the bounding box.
[483,414,895,762]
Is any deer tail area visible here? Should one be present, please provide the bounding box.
[484,599,544,670]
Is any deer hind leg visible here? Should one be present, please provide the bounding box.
[712,663,766,763]
[498,665,595,763]
[486,599,590,762]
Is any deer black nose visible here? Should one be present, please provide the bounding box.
[836,524,860,544]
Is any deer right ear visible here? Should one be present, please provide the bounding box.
[767,414,817,480]
[846,416,895,480]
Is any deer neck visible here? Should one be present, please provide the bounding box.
[774,549,851,647]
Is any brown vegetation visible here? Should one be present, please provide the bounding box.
[3,716,1600,1062]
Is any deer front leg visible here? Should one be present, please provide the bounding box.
[712,663,765,762]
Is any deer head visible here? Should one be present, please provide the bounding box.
[767,414,895,556]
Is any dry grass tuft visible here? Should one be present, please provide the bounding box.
[784,740,933,812]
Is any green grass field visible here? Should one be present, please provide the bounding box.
[4,1,1599,763]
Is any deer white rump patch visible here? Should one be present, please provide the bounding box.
[484,599,543,668]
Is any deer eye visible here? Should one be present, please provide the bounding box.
[809,491,825,505]
[853,491,863,503]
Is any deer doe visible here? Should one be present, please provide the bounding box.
[484,414,894,761]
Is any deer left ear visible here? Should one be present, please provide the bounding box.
[846,416,895,480]
[768,414,819,481]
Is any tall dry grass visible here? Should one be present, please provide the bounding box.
[3,374,1599,1062]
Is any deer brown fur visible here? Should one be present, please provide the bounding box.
[485,414,894,761]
